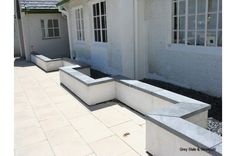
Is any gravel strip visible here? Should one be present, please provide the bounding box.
[207,117,222,136]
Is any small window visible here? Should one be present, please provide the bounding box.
[40,19,60,39]
[75,7,85,41]
[172,0,222,47]
[92,1,108,42]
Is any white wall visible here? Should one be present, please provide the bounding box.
[143,0,222,97]
[21,13,70,60]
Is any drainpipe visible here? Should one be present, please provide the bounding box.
[58,7,73,59]
[133,0,138,79]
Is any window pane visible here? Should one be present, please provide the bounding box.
[101,1,106,15]
[102,30,106,42]
[48,20,53,28]
[188,16,195,30]
[179,1,186,15]
[48,29,54,37]
[187,31,195,45]
[42,29,46,38]
[196,31,205,45]
[207,13,217,30]
[96,3,100,15]
[97,30,101,42]
[101,16,106,29]
[208,0,217,12]
[54,28,59,37]
[97,17,100,29]
[82,30,85,40]
[93,4,96,16]
[197,15,205,30]
[172,31,177,43]
[188,0,196,14]
[81,8,83,18]
[219,0,222,11]
[94,17,97,29]
[173,2,177,16]
[94,30,98,41]
[53,19,58,27]
[179,16,185,30]
[207,31,216,46]
[173,17,178,30]
[179,31,185,44]
[218,13,222,29]
[218,31,222,46]
[81,19,84,30]
[197,0,206,13]
[40,20,44,28]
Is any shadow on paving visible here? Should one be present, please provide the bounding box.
[14,57,34,67]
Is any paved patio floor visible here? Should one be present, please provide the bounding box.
[14,59,148,156]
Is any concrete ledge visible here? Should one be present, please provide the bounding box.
[146,116,222,156]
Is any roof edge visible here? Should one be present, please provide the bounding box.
[22,9,60,14]
[57,0,70,6]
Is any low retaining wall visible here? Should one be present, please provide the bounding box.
[58,64,221,156]
[30,53,89,72]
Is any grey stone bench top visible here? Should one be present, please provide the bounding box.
[149,102,210,119]
[60,66,113,86]
[62,58,90,67]
[146,115,222,155]
[116,78,207,105]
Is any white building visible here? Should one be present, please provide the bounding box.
[14,0,70,60]
[58,0,222,97]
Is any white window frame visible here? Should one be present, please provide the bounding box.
[75,6,85,41]
[171,0,222,47]
[91,0,108,43]
[40,19,60,39]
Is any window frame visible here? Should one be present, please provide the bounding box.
[75,6,85,41]
[171,0,222,47]
[91,0,108,43]
[40,19,61,39]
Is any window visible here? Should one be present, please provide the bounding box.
[92,1,108,42]
[41,19,60,39]
[172,0,222,47]
[75,7,85,41]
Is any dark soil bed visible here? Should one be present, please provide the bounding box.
[141,79,222,121]
[90,69,110,79]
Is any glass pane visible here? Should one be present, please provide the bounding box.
[179,31,185,44]
[188,15,195,30]
[206,31,216,46]
[102,30,106,42]
[219,0,222,11]
[96,3,100,15]
[208,0,217,12]
[48,29,54,37]
[94,30,98,41]
[173,2,177,16]
[179,16,185,30]
[207,13,217,30]
[197,0,206,13]
[42,29,45,38]
[54,28,59,37]
[196,31,205,46]
[101,1,105,15]
[97,17,100,29]
[97,30,101,42]
[93,17,97,29]
[53,20,58,28]
[197,15,205,30]
[188,0,196,14]
[81,8,83,18]
[187,31,195,45]
[78,19,81,30]
[93,4,96,16]
[101,16,106,29]
[48,20,53,28]
[172,31,177,43]
[40,20,44,28]
[218,31,222,46]
[82,31,85,40]
[81,19,84,30]
[179,1,186,15]
[77,31,80,40]
[172,17,177,30]
[218,13,222,29]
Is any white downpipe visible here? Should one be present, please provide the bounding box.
[133,0,138,79]
[58,7,74,59]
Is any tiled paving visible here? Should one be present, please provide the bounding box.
[14,59,148,156]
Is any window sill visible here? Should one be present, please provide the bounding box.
[42,36,61,40]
